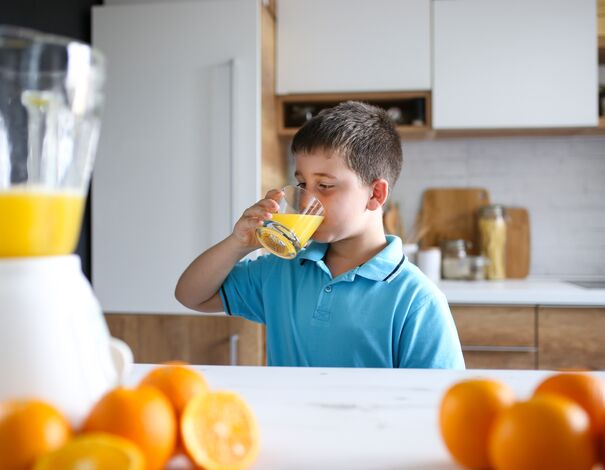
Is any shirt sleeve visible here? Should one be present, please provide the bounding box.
[219,255,269,324]
[397,291,466,370]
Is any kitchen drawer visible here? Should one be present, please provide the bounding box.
[462,351,537,370]
[538,307,605,371]
[451,305,537,370]
[105,313,265,366]
[451,306,536,347]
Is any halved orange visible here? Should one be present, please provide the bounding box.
[33,433,145,470]
[181,390,259,470]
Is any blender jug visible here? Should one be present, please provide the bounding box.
[0,26,132,425]
[0,25,103,256]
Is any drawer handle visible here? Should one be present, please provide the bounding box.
[461,345,538,353]
[229,334,239,366]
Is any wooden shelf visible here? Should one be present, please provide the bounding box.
[276,92,605,141]
[277,91,431,139]
[434,125,605,139]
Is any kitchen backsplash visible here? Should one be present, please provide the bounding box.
[391,135,605,279]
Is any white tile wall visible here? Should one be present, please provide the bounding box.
[391,136,605,278]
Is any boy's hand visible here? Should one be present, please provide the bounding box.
[231,189,284,248]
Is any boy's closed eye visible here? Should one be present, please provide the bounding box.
[296,182,334,190]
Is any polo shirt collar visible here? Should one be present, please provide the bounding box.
[298,235,406,282]
[298,241,329,262]
[356,235,405,282]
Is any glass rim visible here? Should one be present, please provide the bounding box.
[280,184,324,216]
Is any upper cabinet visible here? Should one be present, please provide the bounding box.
[276,0,431,94]
[432,0,598,129]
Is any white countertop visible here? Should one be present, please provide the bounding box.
[129,365,605,470]
[438,278,605,306]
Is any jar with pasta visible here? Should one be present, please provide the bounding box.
[478,205,507,280]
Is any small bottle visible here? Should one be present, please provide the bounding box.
[478,205,507,280]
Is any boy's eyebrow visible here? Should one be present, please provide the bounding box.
[294,171,337,179]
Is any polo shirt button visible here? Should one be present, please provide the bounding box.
[324,286,332,293]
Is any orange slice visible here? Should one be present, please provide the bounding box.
[181,391,259,470]
[33,433,145,470]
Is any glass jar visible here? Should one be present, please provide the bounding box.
[468,256,489,281]
[441,239,470,280]
[478,205,507,280]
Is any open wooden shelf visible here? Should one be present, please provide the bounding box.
[276,91,432,140]
[276,92,605,141]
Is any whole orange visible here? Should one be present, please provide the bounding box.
[82,386,176,470]
[139,365,208,417]
[439,378,515,469]
[489,395,596,470]
[0,400,72,470]
[533,372,605,437]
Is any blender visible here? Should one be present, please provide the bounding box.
[0,26,132,425]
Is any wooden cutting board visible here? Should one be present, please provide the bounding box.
[505,207,531,278]
[419,188,490,254]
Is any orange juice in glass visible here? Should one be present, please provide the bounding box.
[256,185,324,259]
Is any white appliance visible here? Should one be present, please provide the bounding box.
[0,26,132,425]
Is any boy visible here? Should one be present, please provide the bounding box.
[175,101,464,369]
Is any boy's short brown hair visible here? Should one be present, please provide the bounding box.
[291,101,403,187]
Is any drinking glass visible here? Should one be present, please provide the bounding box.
[256,185,324,259]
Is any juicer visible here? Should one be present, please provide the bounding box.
[0,26,132,425]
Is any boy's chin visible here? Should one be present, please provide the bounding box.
[311,232,330,244]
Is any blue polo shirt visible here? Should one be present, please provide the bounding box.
[219,235,464,369]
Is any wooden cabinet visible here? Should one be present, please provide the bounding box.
[276,0,431,94]
[433,0,597,129]
[451,306,538,369]
[452,305,605,371]
[538,307,605,371]
[105,314,264,366]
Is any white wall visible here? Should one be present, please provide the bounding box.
[390,135,605,279]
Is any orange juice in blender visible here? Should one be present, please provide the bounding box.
[0,188,85,257]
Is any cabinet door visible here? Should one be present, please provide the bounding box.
[276,0,431,94]
[105,314,265,366]
[451,306,537,369]
[433,0,597,129]
[538,307,605,371]
[92,1,260,313]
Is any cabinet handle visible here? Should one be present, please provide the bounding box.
[229,334,239,366]
[461,345,538,353]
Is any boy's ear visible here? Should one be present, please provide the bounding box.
[367,179,389,211]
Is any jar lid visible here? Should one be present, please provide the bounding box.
[478,204,506,218]
[469,256,490,266]
[441,239,468,251]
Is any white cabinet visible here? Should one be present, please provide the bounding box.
[92,0,261,313]
[433,0,598,129]
[276,0,431,94]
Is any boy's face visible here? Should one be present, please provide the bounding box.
[293,148,376,244]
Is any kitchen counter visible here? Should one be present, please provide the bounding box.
[438,279,605,306]
[129,364,605,470]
